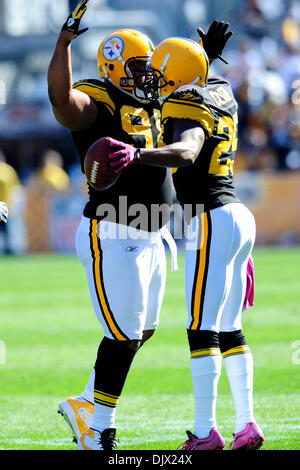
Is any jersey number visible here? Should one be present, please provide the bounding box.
[120,106,161,149]
[209,111,238,176]
[209,86,232,107]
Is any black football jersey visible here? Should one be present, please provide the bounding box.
[71,78,173,230]
[161,76,240,211]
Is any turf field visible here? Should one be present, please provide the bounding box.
[0,247,299,451]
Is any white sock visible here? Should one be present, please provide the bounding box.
[92,403,116,433]
[224,352,255,433]
[191,355,222,439]
[80,368,95,404]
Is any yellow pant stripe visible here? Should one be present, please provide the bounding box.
[94,398,117,408]
[190,212,211,330]
[94,389,119,399]
[222,345,250,358]
[90,220,128,341]
[191,347,221,359]
[94,390,120,407]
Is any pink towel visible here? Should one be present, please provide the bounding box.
[243,254,255,311]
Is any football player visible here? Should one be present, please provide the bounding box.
[108,35,264,450]
[48,0,175,451]
[0,201,8,224]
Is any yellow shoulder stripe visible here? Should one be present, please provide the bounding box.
[162,99,215,137]
[73,81,115,115]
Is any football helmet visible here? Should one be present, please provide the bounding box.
[97,29,154,101]
[145,37,209,100]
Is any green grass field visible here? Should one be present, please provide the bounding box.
[0,247,300,450]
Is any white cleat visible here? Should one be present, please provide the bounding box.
[78,427,118,450]
[58,396,94,443]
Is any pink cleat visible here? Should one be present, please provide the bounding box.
[179,428,225,450]
[229,422,264,450]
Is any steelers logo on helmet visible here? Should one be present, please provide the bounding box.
[103,37,125,61]
[98,29,155,101]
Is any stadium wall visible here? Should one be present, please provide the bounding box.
[6,170,300,254]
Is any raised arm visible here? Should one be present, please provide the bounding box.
[197,20,233,65]
[47,0,97,130]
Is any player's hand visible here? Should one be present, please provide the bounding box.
[0,201,8,224]
[197,20,233,64]
[61,0,89,38]
[108,138,141,174]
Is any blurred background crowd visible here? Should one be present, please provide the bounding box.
[0,0,300,254]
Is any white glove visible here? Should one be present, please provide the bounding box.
[0,201,8,223]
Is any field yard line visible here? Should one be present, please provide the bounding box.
[120,419,300,425]
[115,435,298,443]
[0,438,73,446]
[119,421,300,431]
[0,434,293,448]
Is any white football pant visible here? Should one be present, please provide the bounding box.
[76,216,167,340]
[185,203,256,332]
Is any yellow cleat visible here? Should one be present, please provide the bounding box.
[58,396,94,442]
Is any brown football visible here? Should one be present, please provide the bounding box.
[84,137,120,191]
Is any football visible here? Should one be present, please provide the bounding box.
[84,137,120,191]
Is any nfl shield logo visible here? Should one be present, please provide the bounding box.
[103,37,124,61]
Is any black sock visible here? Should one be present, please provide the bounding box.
[93,336,139,406]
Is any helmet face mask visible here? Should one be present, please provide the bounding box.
[120,57,150,99]
[144,66,168,101]
[97,29,154,101]
[144,37,209,101]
